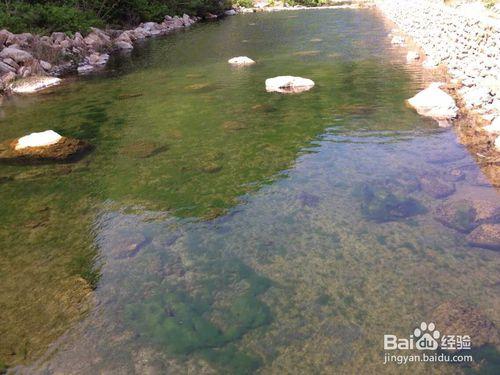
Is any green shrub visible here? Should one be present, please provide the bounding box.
[0,2,102,34]
[0,0,234,34]
[234,0,254,7]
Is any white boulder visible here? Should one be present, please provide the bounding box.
[406,51,420,62]
[228,56,255,66]
[265,76,315,94]
[484,118,500,134]
[408,84,458,120]
[15,130,62,150]
[495,136,500,152]
[9,76,61,94]
[224,9,237,16]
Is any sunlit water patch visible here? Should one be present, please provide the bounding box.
[0,9,498,374]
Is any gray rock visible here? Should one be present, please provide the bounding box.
[467,224,500,250]
[419,173,455,199]
[0,47,33,63]
[434,199,500,233]
[0,60,16,73]
[115,40,133,50]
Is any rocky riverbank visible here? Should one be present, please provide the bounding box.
[0,13,226,93]
[376,0,500,161]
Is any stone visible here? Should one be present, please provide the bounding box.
[355,184,425,222]
[431,301,500,350]
[115,40,133,50]
[39,60,52,71]
[228,56,255,66]
[265,76,315,94]
[466,224,500,250]
[120,141,168,158]
[461,86,492,108]
[0,60,16,73]
[423,57,439,68]
[419,174,455,199]
[483,118,500,134]
[9,76,61,94]
[390,35,405,45]
[406,51,420,62]
[224,9,237,16]
[107,233,148,259]
[51,32,66,43]
[407,84,458,120]
[0,47,33,63]
[15,130,62,150]
[495,136,500,151]
[434,199,500,233]
[0,136,92,164]
[77,65,94,75]
[0,71,16,89]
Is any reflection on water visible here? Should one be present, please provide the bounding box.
[0,9,498,374]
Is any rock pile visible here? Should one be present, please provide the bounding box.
[0,14,199,91]
[377,0,500,151]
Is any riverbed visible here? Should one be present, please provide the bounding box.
[0,9,499,374]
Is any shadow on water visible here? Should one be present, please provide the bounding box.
[0,8,498,374]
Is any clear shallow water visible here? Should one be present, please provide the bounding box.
[0,9,499,374]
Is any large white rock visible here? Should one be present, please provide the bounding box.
[408,84,458,120]
[228,56,255,66]
[265,76,315,93]
[15,130,62,150]
[9,76,61,94]
[495,136,500,152]
[484,118,500,134]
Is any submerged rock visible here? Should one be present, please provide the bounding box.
[107,233,148,259]
[9,76,61,94]
[467,224,500,251]
[407,84,458,120]
[222,120,247,131]
[120,141,168,159]
[434,199,500,233]
[228,56,255,66]
[265,76,315,94]
[419,173,456,199]
[0,133,91,164]
[356,184,425,222]
[431,301,500,350]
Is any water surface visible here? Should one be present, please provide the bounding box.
[0,9,499,374]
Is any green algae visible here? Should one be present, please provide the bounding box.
[124,259,271,372]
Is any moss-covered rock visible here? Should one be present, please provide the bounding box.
[355,182,426,222]
[434,199,500,233]
[124,259,271,371]
[0,136,91,164]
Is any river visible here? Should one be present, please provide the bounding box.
[0,8,498,374]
